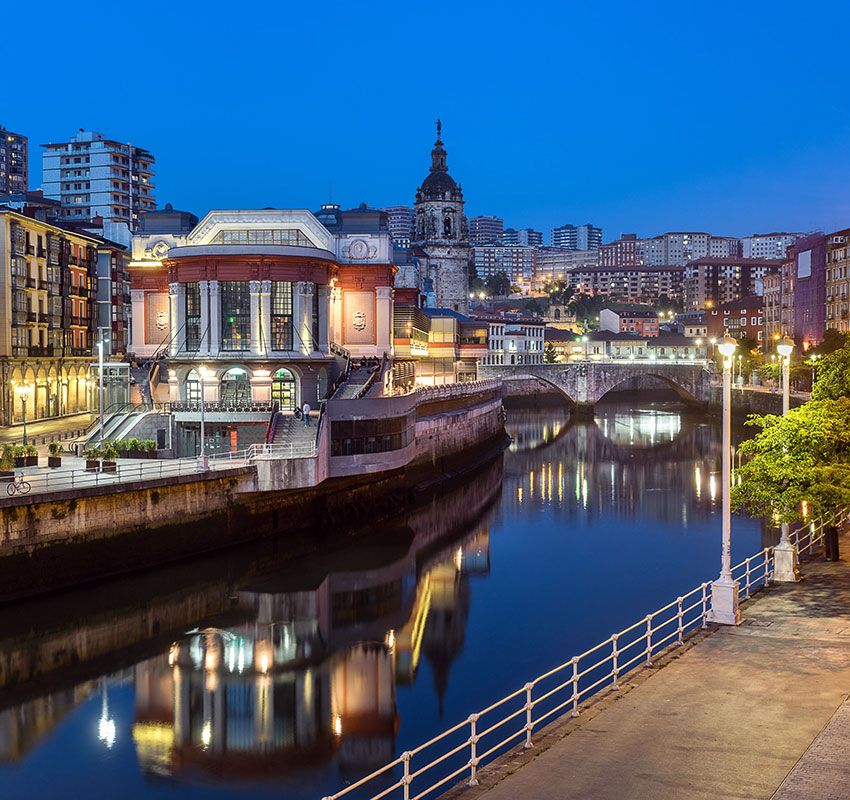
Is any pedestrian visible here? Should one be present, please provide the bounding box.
[303,402,311,426]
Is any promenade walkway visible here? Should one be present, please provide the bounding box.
[453,537,850,800]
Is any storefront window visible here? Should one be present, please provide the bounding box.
[271,281,293,350]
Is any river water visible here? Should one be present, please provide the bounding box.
[0,401,767,800]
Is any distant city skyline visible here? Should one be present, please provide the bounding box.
[5,1,850,239]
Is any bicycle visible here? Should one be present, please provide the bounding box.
[7,473,31,496]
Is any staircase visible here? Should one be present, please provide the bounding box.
[333,365,379,399]
[272,412,318,451]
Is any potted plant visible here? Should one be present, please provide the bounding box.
[126,437,142,458]
[83,445,102,471]
[22,444,38,467]
[113,439,128,458]
[48,441,63,468]
[140,439,157,459]
[101,441,119,473]
[0,444,15,479]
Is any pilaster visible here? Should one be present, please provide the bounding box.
[375,286,393,356]
[260,280,272,355]
[198,280,210,356]
[208,280,221,355]
[249,280,262,355]
[317,284,331,353]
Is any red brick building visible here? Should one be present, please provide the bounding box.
[707,296,764,344]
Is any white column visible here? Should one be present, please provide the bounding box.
[208,280,221,354]
[293,281,314,355]
[130,289,146,353]
[375,286,393,357]
[249,280,262,355]
[198,280,210,356]
[260,280,272,354]
[330,286,343,347]
[169,283,186,355]
[168,284,180,356]
[317,284,331,353]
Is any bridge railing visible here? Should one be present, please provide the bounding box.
[322,506,849,800]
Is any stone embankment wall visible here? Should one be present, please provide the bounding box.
[0,382,508,600]
[709,385,807,416]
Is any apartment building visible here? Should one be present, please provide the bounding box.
[683,257,781,310]
[0,126,28,194]
[825,229,850,333]
[642,232,739,266]
[473,245,535,284]
[599,307,660,337]
[598,233,643,267]
[533,247,597,286]
[0,209,98,426]
[552,223,602,251]
[565,264,684,303]
[468,215,504,246]
[707,296,764,344]
[741,232,801,260]
[42,130,155,228]
[501,227,543,247]
[475,312,545,366]
[385,205,415,247]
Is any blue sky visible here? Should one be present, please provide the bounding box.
[6,0,850,241]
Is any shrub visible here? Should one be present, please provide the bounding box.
[83,445,102,461]
[0,444,15,469]
[126,438,141,451]
[48,442,63,457]
[101,441,119,460]
[23,444,38,457]
[140,439,156,452]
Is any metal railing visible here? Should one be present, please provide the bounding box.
[322,507,848,800]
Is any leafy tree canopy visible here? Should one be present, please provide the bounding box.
[811,340,850,401]
[731,398,850,522]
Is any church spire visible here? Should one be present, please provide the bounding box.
[430,118,447,174]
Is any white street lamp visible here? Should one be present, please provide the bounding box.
[774,334,798,582]
[198,365,211,471]
[14,383,32,446]
[777,335,794,415]
[709,332,741,625]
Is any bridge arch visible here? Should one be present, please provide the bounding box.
[592,372,699,405]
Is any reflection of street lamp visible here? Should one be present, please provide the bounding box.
[774,334,798,582]
[709,333,741,625]
[98,681,116,749]
[14,383,32,446]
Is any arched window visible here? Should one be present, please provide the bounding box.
[220,367,251,403]
[271,368,297,410]
[185,369,201,403]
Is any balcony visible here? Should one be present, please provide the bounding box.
[27,312,38,323]
[37,247,46,258]
[26,277,38,289]
[67,347,90,357]
[27,345,54,358]
[26,244,35,255]
[71,316,87,326]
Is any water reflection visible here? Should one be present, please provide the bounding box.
[0,403,766,800]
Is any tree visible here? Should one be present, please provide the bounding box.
[811,341,850,401]
[485,271,511,297]
[525,298,544,316]
[568,293,606,327]
[812,329,850,356]
[544,342,557,363]
[731,399,850,522]
[470,277,487,297]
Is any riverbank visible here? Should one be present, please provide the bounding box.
[443,529,850,800]
[0,382,508,601]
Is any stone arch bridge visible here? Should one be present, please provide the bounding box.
[478,361,714,412]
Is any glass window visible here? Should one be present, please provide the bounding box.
[216,229,314,247]
[271,368,296,410]
[220,367,251,403]
[271,281,293,350]
[185,282,201,351]
[220,281,251,351]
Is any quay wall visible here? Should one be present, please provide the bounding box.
[0,384,507,600]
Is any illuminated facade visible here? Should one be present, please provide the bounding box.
[0,209,97,426]
[129,207,395,409]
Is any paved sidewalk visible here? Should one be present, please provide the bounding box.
[456,539,850,800]
[0,413,92,447]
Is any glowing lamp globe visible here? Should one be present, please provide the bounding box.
[717,333,738,359]
[777,336,795,359]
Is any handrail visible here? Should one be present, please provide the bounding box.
[321,507,848,800]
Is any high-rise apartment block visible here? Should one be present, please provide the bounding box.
[742,232,802,260]
[42,130,155,229]
[473,245,535,284]
[552,223,602,250]
[468,215,504,246]
[385,205,415,247]
[598,233,643,267]
[641,232,739,266]
[533,247,598,286]
[501,227,543,247]
[0,126,28,195]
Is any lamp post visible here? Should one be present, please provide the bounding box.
[97,328,107,448]
[708,332,741,625]
[14,384,31,446]
[774,334,799,582]
[198,365,210,471]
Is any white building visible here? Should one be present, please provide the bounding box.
[640,232,739,266]
[42,130,155,229]
[475,313,544,366]
[385,205,414,247]
[468,215,505,246]
[741,232,802,260]
[534,247,598,286]
[501,227,543,247]
[552,223,602,250]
